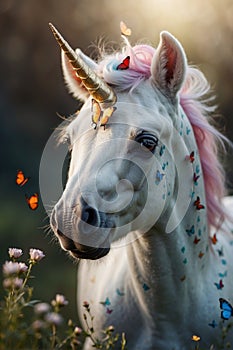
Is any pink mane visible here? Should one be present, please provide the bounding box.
[179,69,227,229]
[98,42,228,230]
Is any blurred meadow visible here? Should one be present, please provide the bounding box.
[0,0,233,323]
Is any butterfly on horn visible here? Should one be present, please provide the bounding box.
[91,99,116,129]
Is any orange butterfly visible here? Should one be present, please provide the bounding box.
[91,99,101,129]
[25,193,39,210]
[120,21,132,37]
[186,151,195,163]
[193,236,201,245]
[198,251,204,259]
[192,335,201,342]
[210,233,218,245]
[16,170,30,187]
[117,56,130,70]
[100,107,117,127]
[194,196,205,210]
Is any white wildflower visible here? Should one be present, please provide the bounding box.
[18,262,28,273]
[74,326,82,335]
[12,277,24,289]
[3,261,28,275]
[32,320,46,331]
[3,277,23,289]
[8,248,23,259]
[51,294,69,307]
[45,312,63,326]
[29,248,45,262]
[3,278,12,289]
[34,302,51,315]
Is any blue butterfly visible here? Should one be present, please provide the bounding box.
[195,164,200,174]
[155,170,165,185]
[186,225,195,237]
[214,279,224,290]
[100,297,111,307]
[208,320,217,328]
[219,298,233,320]
[116,288,125,296]
[159,145,165,156]
[219,271,227,278]
[217,246,224,257]
[142,283,150,291]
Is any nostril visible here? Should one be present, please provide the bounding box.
[81,206,99,227]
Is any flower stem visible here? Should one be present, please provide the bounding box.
[22,261,33,289]
[51,324,57,348]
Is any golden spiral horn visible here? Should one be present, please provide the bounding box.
[49,23,117,107]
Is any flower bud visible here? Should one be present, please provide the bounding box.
[51,294,68,307]
[74,326,82,335]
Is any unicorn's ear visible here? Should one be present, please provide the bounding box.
[61,49,98,102]
[151,31,187,100]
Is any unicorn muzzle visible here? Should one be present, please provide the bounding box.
[56,228,110,260]
[50,198,113,259]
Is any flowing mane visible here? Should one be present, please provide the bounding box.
[98,41,227,230]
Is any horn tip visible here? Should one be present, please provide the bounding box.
[48,22,54,30]
[49,23,62,41]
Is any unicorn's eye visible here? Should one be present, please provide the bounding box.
[135,132,158,153]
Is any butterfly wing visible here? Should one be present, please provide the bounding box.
[92,99,101,128]
[116,288,125,296]
[120,21,132,36]
[16,170,29,186]
[194,196,205,210]
[106,308,113,314]
[100,106,116,127]
[25,193,39,210]
[186,225,195,237]
[211,233,218,245]
[193,173,200,183]
[219,298,233,320]
[117,56,130,70]
[193,236,200,244]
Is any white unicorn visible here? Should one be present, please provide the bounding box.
[49,23,233,349]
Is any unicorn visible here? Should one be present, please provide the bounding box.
[49,23,233,349]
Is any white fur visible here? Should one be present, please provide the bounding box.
[151,31,187,100]
[61,49,98,101]
[51,31,233,349]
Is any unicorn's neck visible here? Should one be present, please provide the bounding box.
[126,211,210,330]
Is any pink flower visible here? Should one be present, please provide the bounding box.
[12,277,24,289]
[74,326,82,335]
[51,294,69,307]
[32,320,46,330]
[18,262,28,273]
[3,277,23,289]
[8,248,23,259]
[2,261,28,275]
[29,248,45,262]
[34,302,51,315]
[45,312,63,326]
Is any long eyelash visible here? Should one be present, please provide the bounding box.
[56,114,76,146]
